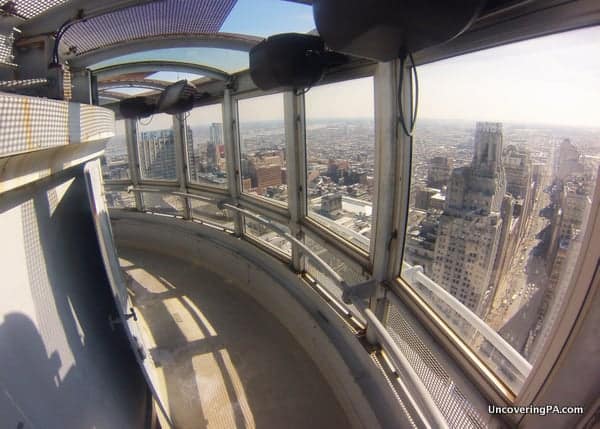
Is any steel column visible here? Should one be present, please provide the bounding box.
[222,88,243,236]
[124,118,143,211]
[173,113,191,219]
[284,91,307,272]
[367,59,407,340]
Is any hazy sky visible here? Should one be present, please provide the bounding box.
[417,26,600,127]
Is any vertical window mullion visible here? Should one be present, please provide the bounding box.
[173,113,191,219]
[284,91,306,272]
[124,118,144,211]
[223,88,243,236]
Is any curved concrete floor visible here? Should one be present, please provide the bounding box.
[118,245,350,429]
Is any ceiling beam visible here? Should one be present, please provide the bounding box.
[92,60,230,81]
[63,32,262,68]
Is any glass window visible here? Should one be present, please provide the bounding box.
[190,199,235,231]
[105,190,136,209]
[238,93,287,205]
[90,48,249,74]
[243,215,291,257]
[101,119,129,181]
[141,192,184,216]
[304,233,370,317]
[137,113,177,181]
[399,27,600,393]
[185,104,228,188]
[305,77,375,253]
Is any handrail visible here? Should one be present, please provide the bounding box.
[125,185,451,425]
[126,186,350,294]
[402,263,532,377]
[364,308,449,429]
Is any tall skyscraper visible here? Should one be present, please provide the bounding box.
[139,129,177,180]
[427,156,453,189]
[504,145,532,199]
[432,122,507,315]
[209,123,223,146]
[555,138,583,180]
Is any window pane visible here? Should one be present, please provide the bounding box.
[238,94,287,205]
[101,120,129,180]
[137,114,177,181]
[305,233,370,318]
[400,27,600,393]
[142,192,184,216]
[186,104,228,188]
[243,215,291,257]
[105,190,135,209]
[305,77,375,253]
[190,199,235,230]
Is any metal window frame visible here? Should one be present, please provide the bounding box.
[182,101,231,193]
[124,117,143,210]
[383,49,522,409]
[232,90,290,214]
[92,60,230,82]
[173,113,191,219]
[222,87,243,235]
[284,90,306,272]
[387,28,600,424]
[300,69,376,268]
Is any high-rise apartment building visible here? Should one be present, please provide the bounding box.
[139,129,177,180]
[504,145,532,199]
[427,156,453,189]
[432,122,507,315]
[555,138,583,180]
[209,122,223,146]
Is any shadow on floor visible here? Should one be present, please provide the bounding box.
[118,246,349,429]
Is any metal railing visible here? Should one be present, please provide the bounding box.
[365,308,449,429]
[402,263,532,387]
[119,186,514,428]
[127,186,350,293]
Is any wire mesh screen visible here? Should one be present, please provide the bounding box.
[2,0,70,19]
[0,78,47,90]
[385,298,492,429]
[80,104,115,142]
[0,93,69,156]
[60,0,237,57]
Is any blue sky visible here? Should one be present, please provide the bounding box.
[92,0,314,73]
[220,0,315,37]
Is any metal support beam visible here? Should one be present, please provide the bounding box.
[368,60,403,327]
[389,59,413,280]
[70,68,92,104]
[124,118,143,211]
[93,61,230,82]
[222,88,243,236]
[64,33,263,69]
[284,91,307,272]
[173,113,191,219]
[97,79,168,92]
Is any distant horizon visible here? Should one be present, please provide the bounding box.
[137,115,600,133]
